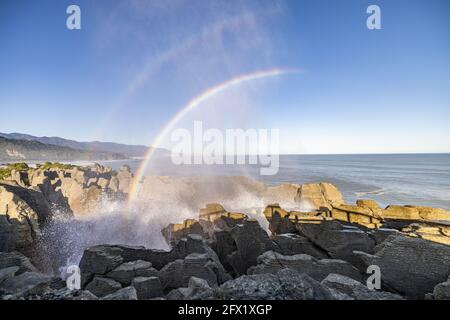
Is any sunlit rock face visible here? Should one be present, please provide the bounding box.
[138,175,341,214]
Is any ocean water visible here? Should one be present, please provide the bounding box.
[86,153,450,210]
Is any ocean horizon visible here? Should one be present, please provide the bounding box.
[61,153,450,210]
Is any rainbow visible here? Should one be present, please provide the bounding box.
[127,68,299,203]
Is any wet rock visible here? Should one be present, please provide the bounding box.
[355,234,450,298]
[131,276,163,300]
[85,276,122,297]
[248,251,362,282]
[321,273,403,300]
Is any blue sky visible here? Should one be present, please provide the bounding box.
[0,0,449,153]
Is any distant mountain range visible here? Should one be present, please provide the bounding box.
[0,132,166,162]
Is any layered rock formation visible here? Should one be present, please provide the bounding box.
[1,163,450,300]
[0,163,133,266]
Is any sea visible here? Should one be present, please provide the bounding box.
[83,153,450,210]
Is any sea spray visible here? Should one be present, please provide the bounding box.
[39,176,316,274]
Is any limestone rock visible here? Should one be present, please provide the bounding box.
[268,211,297,235]
[0,266,20,284]
[370,228,400,245]
[101,286,137,300]
[79,245,124,287]
[228,219,278,275]
[159,252,230,290]
[85,276,122,297]
[248,251,362,282]
[433,276,450,300]
[299,220,375,268]
[0,271,52,298]
[116,165,132,194]
[401,206,450,221]
[382,205,422,220]
[295,183,343,210]
[0,182,53,255]
[322,273,403,300]
[273,233,327,259]
[106,260,158,285]
[167,277,213,300]
[355,234,450,298]
[213,268,333,300]
[131,276,164,300]
[0,251,38,274]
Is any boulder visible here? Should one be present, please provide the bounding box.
[106,260,158,285]
[159,253,230,290]
[268,211,297,235]
[228,220,278,275]
[85,276,122,297]
[273,233,327,259]
[248,251,362,282]
[0,271,52,298]
[213,268,333,300]
[299,220,375,268]
[162,219,209,245]
[166,277,213,300]
[211,230,236,273]
[322,273,403,300]
[101,286,137,300]
[355,234,450,298]
[432,276,450,300]
[79,245,124,287]
[79,235,220,287]
[132,276,164,300]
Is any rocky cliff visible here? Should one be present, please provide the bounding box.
[0,164,449,300]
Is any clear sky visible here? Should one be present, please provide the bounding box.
[0,0,449,154]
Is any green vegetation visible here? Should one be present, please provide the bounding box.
[0,162,29,180]
[0,162,78,181]
[36,162,76,170]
